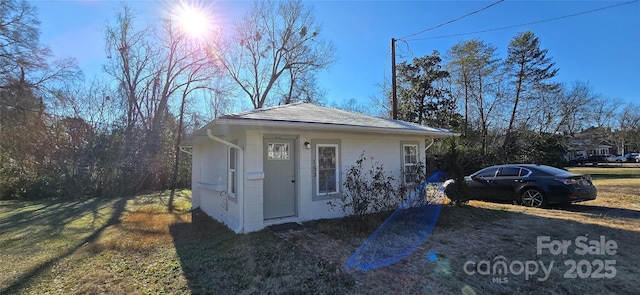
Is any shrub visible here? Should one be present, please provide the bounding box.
[444,138,469,206]
[328,152,398,216]
[329,152,434,216]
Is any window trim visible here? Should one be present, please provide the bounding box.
[227,146,237,198]
[312,139,341,201]
[316,144,339,196]
[401,142,420,185]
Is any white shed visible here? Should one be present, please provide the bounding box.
[183,103,457,233]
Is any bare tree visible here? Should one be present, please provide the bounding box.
[532,81,599,135]
[104,4,158,130]
[447,39,505,154]
[0,0,45,86]
[1,0,85,199]
[330,98,374,115]
[617,103,640,153]
[103,4,222,194]
[157,19,223,207]
[369,80,393,118]
[218,0,335,109]
[610,103,639,155]
[277,70,326,105]
[203,79,235,120]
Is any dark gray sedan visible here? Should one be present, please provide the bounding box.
[445,164,597,207]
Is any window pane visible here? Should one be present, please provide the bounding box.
[318,146,337,194]
[268,143,289,160]
[498,167,520,177]
[404,165,417,184]
[404,145,416,155]
[477,168,498,178]
[318,170,336,193]
[229,148,236,169]
[318,147,336,168]
[404,145,418,164]
[230,171,236,194]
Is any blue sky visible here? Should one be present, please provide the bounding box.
[32,1,639,109]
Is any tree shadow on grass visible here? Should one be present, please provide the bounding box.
[0,199,110,231]
[169,209,356,294]
[0,195,133,294]
[168,209,259,294]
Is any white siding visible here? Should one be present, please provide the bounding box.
[242,130,265,233]
[193,125,428,233]
[194,131,243,231]
[191,145,202,209]
[298,131,423,223]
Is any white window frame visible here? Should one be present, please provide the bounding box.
[402,143,419,185]
[315,143,339,196]
[227,146,237,198]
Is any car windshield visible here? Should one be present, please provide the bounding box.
[528,165,574,176]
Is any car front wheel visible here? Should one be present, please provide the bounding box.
[520,189,546,208]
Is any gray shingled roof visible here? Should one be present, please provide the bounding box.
[214,103,456,136]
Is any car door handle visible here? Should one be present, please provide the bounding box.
[291,180,295,183]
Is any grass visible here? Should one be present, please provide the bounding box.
[0,190,353,294]
[307,170,640,294]
[567,167,640,179]
[1,170,639,294]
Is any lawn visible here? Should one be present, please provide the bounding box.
[1,169,639,294]
[0,190,353,294]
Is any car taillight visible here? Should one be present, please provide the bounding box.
[556,178,580,186]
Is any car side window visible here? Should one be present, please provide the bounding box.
[477,167,499,178]
[498,167,520,177]
[519,168,532,177]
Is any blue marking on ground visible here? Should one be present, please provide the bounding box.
[346,171,445,270]
[428,252,438,262]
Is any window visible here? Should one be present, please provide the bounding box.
[402,143,419,184]
[316,144,339,196]
[267,143,289,160]
[498,167,521,177]
[476,167,499,178]
[228,147,236,197]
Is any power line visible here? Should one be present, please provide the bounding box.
[398,0,505,40]
[405,0,639,41]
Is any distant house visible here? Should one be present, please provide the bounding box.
[565,131,615,160]
[182,103,457,233]
[567,138,615,158]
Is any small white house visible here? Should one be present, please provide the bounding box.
[183,103,457,233]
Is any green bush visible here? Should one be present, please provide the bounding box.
[444,138,469,206]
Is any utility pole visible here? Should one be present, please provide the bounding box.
[391,38,397,120]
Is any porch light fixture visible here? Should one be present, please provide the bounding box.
[304,142,311,149]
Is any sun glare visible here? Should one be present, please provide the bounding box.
[174,3,211,39]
